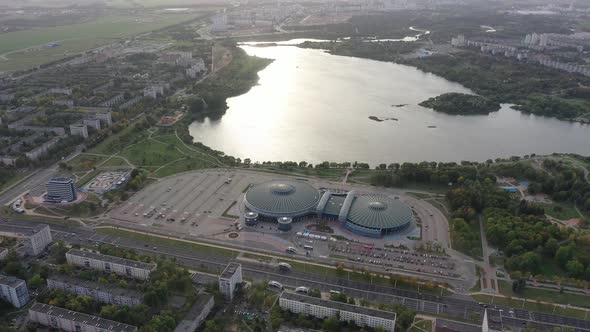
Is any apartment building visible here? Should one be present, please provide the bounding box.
[47,275,143,306]
[66,249,157,280]
[279,291,397,332]
[29,302,138,332]
[0,275,30,308]
[174,292,214,332]
[219,262,242,300]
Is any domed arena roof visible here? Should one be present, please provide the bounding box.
[244,180,321,217]
[347,194,413,230]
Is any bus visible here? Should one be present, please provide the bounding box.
[286,247,297,254]
[278,262,292,271]
[268,281,283,290]
[295,286,309,294]
[303,245,313,251]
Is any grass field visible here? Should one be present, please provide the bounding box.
[543,203,583,220]
[104,0,219,8]
[410,319,433,332]
[497,280,590,308]
[0,13,196,71]
[97,227,239,258]
[67,155,109,172]
[473,293,589,319]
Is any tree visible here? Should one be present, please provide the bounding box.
[322,317,340,332]
[566,259,585,278]
[512,278,526,293]
[555,245,574,267]
[28,275,44,290]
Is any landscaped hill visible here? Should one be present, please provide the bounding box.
[419,93,501,115]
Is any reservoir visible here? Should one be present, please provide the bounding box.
[189,44,590,164]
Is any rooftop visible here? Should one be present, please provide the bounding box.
[30,302,137,332]
[0,224,48,237]
[220,262,241,280]
[0,275,26,288]
[48,177,75,184]
[280,291,397,322]
[181,292,213,321]
[66,249,157,271]
[347,194,414,230]
[47,275,143,299]
[245,180,321,216]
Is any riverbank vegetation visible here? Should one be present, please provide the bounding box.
[403,51,590,121]
[419,93,501,115]
[187,42,272,121]
[299,39,421,62]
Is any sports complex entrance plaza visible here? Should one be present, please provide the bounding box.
[244,179,414,238]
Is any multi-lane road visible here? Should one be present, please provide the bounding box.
[7,218,586,332]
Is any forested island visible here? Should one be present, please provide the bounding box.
[419,93,501,115]
[404,52,590,122]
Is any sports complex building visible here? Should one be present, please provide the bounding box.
[243,180,414,238]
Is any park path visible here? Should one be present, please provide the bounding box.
[478,215,498,294]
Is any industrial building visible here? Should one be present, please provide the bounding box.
[279,291,396,332]
[0,275,29,308]
[29,302,138,332]
[47,275,143,306]
[244,180,414,238]
[219,262,242,301]
[66,249,157,280]
[45,177,77,202]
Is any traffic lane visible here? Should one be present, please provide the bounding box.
[85,231,590,330]
[93,235,477,318]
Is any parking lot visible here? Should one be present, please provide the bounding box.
[329,243,459,278]
[107,169,454,273]
[109,170,262,235]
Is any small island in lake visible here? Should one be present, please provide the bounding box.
[369,116,398,122]
[419,93,501,115]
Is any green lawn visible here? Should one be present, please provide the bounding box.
[0,172,28,194]
[66,154,109,172]
[411,319,433,332]
[120,139,186,167]
[473,294,589,319]
[76,170,101,187]
[498,280,590,308]
[100,157,132,168]
[543,203,582,220]
[96,227,239,258]
[0,13,197,71]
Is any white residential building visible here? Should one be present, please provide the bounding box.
[29,302,138,332]
[279,291,397,332]
[143,85,164,98]
[173,292,214,332]
[66,249,157,280]
[211,12,228,33]
[0,247,8,260]
[93,112,112,126]
[47,275,143,306]
[0,224,52,256]
[0,276,29,308]
[219,262,242,300]
[70,123,89,138]
[27,224,53,256]
[83,118,101,130]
